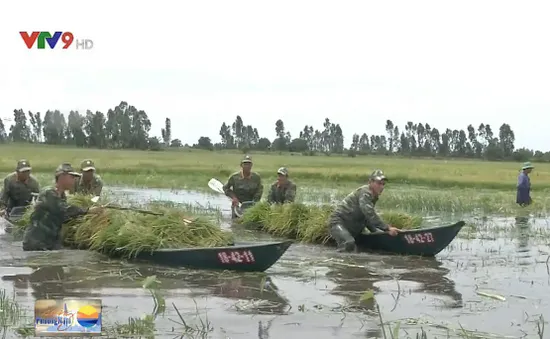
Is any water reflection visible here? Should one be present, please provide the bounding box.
[3,265,68,300]
[325,255,463,310]
[515,215,531,266]
[515,215,530,248]
[2,261,290,315]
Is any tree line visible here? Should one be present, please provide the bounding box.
[0,102,547,162]
[204,116,548,162]
[0,102,182,151]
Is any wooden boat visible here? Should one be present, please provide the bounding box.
[354,221,465,257]
[114,240,293,272]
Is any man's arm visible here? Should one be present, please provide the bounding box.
[0,178,10,208]
[285,183,297,203]
[92,176,104,196]
[358,191,388,232]
[267,183,276,204]
[64,205,88,222]
[69,177,79,194]
[253,176,263,202]
[30,176,40,193]
[55,192,88,222]
[223,175,236,199]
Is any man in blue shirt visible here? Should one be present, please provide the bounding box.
[517,162,534,206]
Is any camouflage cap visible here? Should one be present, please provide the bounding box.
[241,155,252,164]
[16,159,32,172]
[81,159,96,171]
[55,163,82,177]
[369,169,387,182]
[277,167,289,176]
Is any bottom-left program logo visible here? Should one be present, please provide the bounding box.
[34,298,102,336]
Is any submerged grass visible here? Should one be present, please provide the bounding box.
[238,202,423,244]
[13,194,233,258]
[1,143,549,190]
[296,185,550,216]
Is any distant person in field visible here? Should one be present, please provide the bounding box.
[23,163,100,251]
[328,170,400,253]
[516,162,534,207]
[267,167,297,204]
[71,159,103,196]
[223,155,263,218]
[0,159,40,216]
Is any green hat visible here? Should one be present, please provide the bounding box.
[241,155,252,164]
[55,163,81,177]
[522,162,534,170]
[369,169,387,182]
[16,159,32,172]
[277,167,289,176]
[81,159,96,171]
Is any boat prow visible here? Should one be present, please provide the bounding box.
[355,221,465,257]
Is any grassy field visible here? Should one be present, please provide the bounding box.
[0,143,546,191]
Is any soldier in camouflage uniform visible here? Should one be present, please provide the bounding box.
[22,163,98,251]
[0,160,40,215]
[267,167,297,204]
[71,159,103,196]
[223,155,263,218]
[328,170,400,252]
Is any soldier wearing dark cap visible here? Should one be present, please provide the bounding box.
[71,159,103,196]
[0,159,40,215]
[223,155,263,218]
[328,170,400,252]
[267,167,297,204]
[22,163,99,251]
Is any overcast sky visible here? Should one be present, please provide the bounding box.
[1,0,549,150]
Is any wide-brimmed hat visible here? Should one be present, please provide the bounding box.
[81,159,96,171]
[55,163,81,177]
[16,159,32,172]
[522,162,534,170]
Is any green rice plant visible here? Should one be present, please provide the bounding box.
[263,203,311,238]
[297,204,334,244]
[12,194,233,258]
[239,201,271,225]
[240,202,423,244]
[2,143,548,190]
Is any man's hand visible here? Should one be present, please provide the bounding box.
[387,226,400,236]
[231,197,240,207]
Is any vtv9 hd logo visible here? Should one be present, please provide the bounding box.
[19,31,94,50]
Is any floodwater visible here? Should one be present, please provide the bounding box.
[0,187,548,338]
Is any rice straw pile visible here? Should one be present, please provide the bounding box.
[13,194,233,258]
[238,202,423,244]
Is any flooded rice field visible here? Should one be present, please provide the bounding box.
[0,186,548,338]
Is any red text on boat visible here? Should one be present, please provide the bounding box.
[403,232,435,245]
[217,250,256,264]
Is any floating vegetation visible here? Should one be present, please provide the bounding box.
[13,194,233,258]
[238,202,422,244]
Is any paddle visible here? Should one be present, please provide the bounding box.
[207,178,256,218]
[208,178,242,207]
[207,178,225,195]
